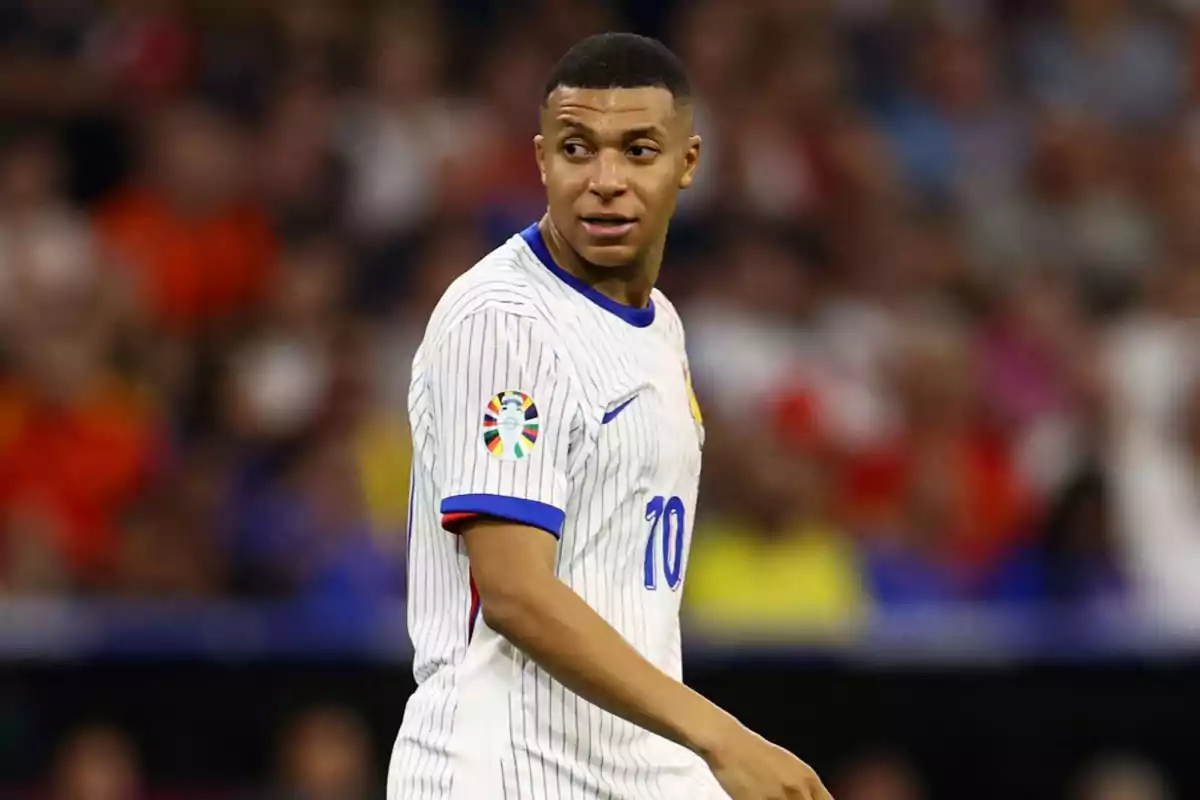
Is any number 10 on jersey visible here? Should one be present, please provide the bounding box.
[644,496,686,591]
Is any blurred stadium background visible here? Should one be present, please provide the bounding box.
[0,0,1199,797]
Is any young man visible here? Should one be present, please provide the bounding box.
[389,32,833,800]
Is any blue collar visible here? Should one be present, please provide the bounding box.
[520,223,656,328]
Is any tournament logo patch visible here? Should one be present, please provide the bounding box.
[482,390,540,461]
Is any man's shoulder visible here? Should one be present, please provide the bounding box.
[650,287,681,322]
[422,233,558,346]
[650,287,687,350]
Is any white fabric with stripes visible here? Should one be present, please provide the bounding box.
[388,225,723,799]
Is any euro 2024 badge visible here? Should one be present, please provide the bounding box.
[482,390,540,461]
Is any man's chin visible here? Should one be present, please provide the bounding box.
[574,240,639,267]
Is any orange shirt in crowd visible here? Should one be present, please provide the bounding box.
[839,429,1032,570]
[95,186,277,334]
[0,379,160,581]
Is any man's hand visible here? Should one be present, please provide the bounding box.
[703,722,833,800]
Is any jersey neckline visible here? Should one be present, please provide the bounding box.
[520,222,656,328]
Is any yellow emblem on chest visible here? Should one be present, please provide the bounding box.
[684,365,703,425]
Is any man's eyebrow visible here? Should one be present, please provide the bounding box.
[555,120,669,140]
[620,125,668,140]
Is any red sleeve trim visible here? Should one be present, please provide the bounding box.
[442,512,480,532]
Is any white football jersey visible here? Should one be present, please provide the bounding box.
[388,223,723,799]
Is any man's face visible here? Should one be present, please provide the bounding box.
[535,86,700,267]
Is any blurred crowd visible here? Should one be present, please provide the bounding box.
[2,1,1199,796]
[675,0,1200,637]
[24,708,1179,800]
[34,706,379,799]
[0,0,1199,641]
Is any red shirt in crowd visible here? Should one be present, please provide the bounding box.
[95,186,277,335]
[0,378,160,582]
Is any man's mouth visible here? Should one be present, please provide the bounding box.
[580,216,637,239]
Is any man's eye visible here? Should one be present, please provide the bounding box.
[628,144,659,160]
[563,142,589,158]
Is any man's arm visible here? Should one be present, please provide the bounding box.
[462,518,833,800]
[462,517,731,754]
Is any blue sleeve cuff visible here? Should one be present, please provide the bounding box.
[440,494,565,538]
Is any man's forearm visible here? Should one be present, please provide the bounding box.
[481,572,734,759]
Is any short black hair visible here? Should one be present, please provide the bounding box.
[542,32,691,105]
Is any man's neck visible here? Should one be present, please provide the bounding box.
[539,216,661,309]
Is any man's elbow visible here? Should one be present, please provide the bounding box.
[479,600,522,639]
[474,575,547,639]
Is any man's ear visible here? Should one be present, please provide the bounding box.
[534,134,548,186]
[679,135,701,189]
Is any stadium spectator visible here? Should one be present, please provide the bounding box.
[686,434,867,635]
[846,320,1033,587]
[0,214,159,591]
[47,724,143,800]
[273,705,377,800]
[1021,0,1183,127]
[1108,264,1200,631]
[975,269,1092,496]
[254,73,345,241]
[449,31,556,243]
[95,100,277,336]
[112,465,225,599]
[219,234,347,445]
[880,19,1029,223]
[984,458,1126,607]
[834,752,926,800]
[219,235,398,610]
[1021,110,1154,287]
[83,0,196,111]
[683,230,824,424]
[1075,754,1175,800]
[337,6,458,246]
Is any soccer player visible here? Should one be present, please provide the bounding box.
[389,32,833,800]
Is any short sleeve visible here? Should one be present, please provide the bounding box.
[425,307,578,538]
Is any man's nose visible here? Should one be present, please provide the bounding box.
[589,150,627,199]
